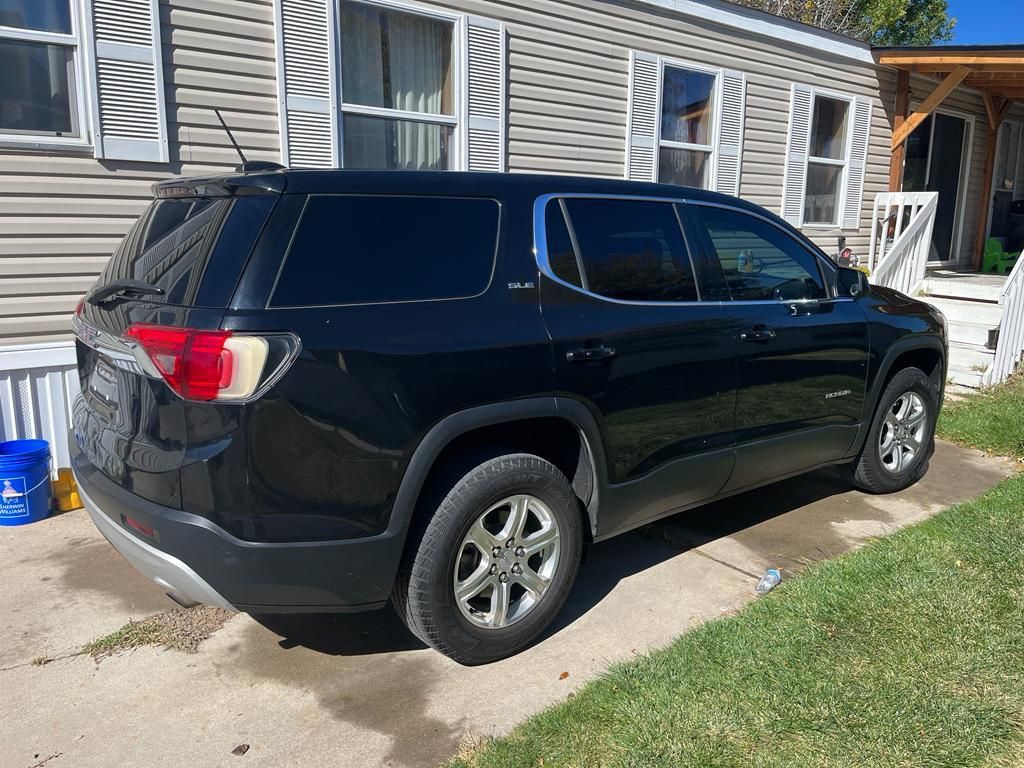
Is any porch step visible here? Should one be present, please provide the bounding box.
[948,340,994,372]
[921,296,1003,327]
[948,364,986,389]
[921,276,1003,303]
[946,366,987,391]
[947,319,995,347]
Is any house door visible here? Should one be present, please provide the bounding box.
[988,120,1024,254]
[903,111,973,266]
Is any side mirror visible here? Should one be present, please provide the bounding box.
[835,267,869,298]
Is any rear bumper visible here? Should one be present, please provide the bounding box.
[82,482,236,611]
[72,445,401,613]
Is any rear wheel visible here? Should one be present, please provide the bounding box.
[848,366,937,494]
[395,453,582,665]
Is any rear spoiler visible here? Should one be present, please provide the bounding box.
[152,169,287,199]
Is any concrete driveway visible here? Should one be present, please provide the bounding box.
[1,441,1014,768]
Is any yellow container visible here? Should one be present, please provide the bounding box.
[51,468,82,512]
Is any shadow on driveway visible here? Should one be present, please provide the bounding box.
[251,465,852,658]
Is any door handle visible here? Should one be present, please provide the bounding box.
[566,345,616,363]
[740,325,776,343]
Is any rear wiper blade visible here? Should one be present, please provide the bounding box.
[87,279,166,306]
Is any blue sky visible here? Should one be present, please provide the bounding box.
[947,0,1024,44]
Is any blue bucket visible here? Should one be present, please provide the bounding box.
[0,440,52,526]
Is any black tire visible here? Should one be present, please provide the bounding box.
[847,366,937,494]
[394,453,583,665]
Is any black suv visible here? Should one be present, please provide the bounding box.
[71,170,947,664]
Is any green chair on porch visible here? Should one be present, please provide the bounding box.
[983,239,1019,275]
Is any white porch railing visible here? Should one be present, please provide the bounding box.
[867,191,939,297]
[982,251,1024,386]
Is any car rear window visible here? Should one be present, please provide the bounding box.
[270,195,500,307]
[95,195,276,308]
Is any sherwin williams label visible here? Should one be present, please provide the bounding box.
[0,477,28,518]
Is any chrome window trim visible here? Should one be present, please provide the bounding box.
[532,192,852,307]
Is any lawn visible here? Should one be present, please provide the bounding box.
[452,378,1024,768]
[939,376,1024,462]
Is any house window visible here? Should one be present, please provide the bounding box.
[804,94,851,226]
[659,65,717,188]
[339,0,456,170]
[0,0,84,143]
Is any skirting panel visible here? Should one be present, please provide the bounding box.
[0,343,80,476]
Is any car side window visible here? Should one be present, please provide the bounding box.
[695,205,826,302]
[560,198,698,302]
[271,195,499,307]
[545,200,583,288]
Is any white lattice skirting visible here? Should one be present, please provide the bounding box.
[0,342,80,477]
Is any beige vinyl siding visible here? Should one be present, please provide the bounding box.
[0,0,280,347]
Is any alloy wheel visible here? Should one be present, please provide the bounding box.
[878,391,928,474]
[452,494,561,629]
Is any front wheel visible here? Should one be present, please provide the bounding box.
[847,366,937,494]
[395,453,583,665]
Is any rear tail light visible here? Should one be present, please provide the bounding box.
[123,323,298,403]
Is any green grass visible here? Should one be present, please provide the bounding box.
[939,376,1024,462]
[452,381,1024,768]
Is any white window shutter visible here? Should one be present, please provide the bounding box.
[781,84,813,226]
[88,0,168,162]
[714,70,746,197]
[626,51,660,182]
[464,17,505,172]
[275,0,338,168]
[842,96,873,230]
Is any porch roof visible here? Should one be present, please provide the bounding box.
[875,46,1024,104]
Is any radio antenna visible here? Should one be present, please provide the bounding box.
[214,108,248,168]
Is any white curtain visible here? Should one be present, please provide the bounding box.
[340,3,450,169]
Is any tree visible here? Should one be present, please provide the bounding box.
[732,0,956,45]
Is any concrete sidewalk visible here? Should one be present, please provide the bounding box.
[0,441,1013,768]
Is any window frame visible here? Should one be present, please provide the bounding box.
[533,192,843,306]
[0,0,92,152]
[656,58,724,190]
[337,0,463,170]
[801,88,856,230]
[535,193,707,306]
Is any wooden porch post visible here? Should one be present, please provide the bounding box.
[890,66,972,150]
[889,69,910,191]
[972,95,1009,270]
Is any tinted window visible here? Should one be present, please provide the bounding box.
[96,197,246,306]
[545,201,582,288]
[562,199,697,302]
[696,206,825,301]
[272,195,498,307]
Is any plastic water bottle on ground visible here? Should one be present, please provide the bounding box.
[755,568,781,595]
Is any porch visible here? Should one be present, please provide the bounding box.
[878,45,1024,272]
[864,46,1024,389]
[866,188,1022,389]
